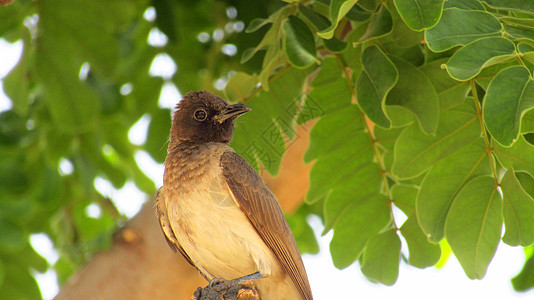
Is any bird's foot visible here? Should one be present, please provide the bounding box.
[192,274,263,300]
[208,277,229,290]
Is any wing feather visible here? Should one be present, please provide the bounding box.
[155,188,196,267]
[220,151,313,300]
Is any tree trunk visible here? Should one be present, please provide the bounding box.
[55,124,313,300]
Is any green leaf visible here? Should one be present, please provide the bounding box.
[346,4,373,21]
[306,106,372,203]
[0,218,26,253]
[391,184,417,216]
[475,60,519,90]
[387,56,439,134]
[512,252,534,291]
[153,0,178,42]
[501,169,534,246]
[71,201,115,251]
[393,0,445,31]
[341,39,362,74]
[360,229,401,285]
[443,37,516,81]
[392,99,480,179]
[2,40,30,116]
[484,0,534,13]
[518,42,534,65]
[86,71,123,115]
[232,68,310,174]
[54,256,76,285]
[297,5,348,52]
[297,57,350,125]
[317,0,359,39]
[0,260,4,288]
[246,18,272,33]
[146,109,172,164]
[5,243,48,273]
[224,72,258,102]
[500,16,534,30]
[374,125,405,171]
[504,23,534,40]
[358,5,393,42]
[0,263,41,300]
[283,16,318,69]
[381,42,425,66]
[445,175,502,279]
[241,5,292,65]
[388,3,425,48]
[522,110,534,133]
[419,58,470,111]
[39,0,131,75]
[400,216,442,268]
[132,163,157,193]
[258,49,287,91]
[322,153,383,232]
[384,105,416,128]
[298,4,330,31]
[483,66,534,147]
[304,97,391,268]
[356,45,398,129]
[81,134,126,189]
[494,135,534,173]
[35,60,100,134]
[516,171,534,198]
[444,0,485,10]
[286,207,319,254]
[0,110,30,148]
[330,194,391,269]
[323,37,348,53]
[0,2,27,38]
[36,0,110,133]
[425,8,502,52]
[417,141,490,242]
[506,26,534,43]
[357,0,380,11]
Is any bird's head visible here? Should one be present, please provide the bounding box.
[169,90,251,145]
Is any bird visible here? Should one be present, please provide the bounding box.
[155,90,313,300]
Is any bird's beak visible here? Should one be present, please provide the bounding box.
[214,103,251,123]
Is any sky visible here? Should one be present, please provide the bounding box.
[0,33,533,300]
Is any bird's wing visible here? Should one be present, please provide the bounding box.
[220,151,313,300]
[155,187,195,267]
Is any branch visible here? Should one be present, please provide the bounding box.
[192,279,259,300]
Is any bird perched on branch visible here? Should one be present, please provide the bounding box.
[156,91,313,300]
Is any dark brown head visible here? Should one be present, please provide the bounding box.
[169,91,250,145]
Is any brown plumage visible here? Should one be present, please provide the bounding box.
[156,91,313,300]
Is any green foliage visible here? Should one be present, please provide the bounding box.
[283,15,318,68]
[444,175,502,279]
[393,0,444,31]
[483,66,534,146]
[356,45,398,129]
[2,0,534,297]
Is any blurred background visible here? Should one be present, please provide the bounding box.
[0,0,533,299]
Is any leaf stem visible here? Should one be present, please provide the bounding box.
[335,53,396,226]
[470,79,499,186]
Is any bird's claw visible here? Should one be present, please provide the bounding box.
[208,277,230,291]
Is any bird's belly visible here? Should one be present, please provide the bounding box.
[168,177,278,281]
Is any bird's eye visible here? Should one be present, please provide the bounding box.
[193,109,208,121]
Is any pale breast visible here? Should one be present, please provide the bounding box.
[163,143,279,280]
